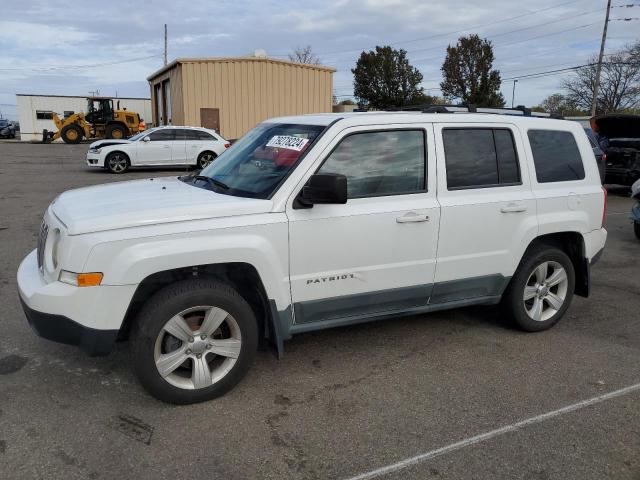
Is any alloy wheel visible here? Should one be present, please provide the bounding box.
[154,305,242,390]
[199,153,214,168]
[523,261,569,322]
[109,154,127,173]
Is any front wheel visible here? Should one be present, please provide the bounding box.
[105,152,130,173]
[634,221,640,240]
[131,279,258,404]
[502,246,575,332]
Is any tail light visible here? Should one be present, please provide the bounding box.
[601,186,607,228]
[224,143,231,149]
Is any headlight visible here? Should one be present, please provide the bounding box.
[59,270,103,287]
[89,148,101,153]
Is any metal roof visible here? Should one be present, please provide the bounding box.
[147,56,336,81]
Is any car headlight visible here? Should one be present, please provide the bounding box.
[89,148,101,153]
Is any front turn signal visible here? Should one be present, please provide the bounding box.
[60,270,103,287]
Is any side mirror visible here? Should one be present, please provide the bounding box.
[298,173,347,207]
[142,136,150,142]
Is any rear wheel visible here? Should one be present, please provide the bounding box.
[105,151,130,173]
[197,151,216,169]
[502,245,575,332]
[61,124,82,144]
[105,124,127,139]
[131,279,258,404]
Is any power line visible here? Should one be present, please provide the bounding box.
[331,20,601,70]
[274,0,584,58]
[0,54,162,72]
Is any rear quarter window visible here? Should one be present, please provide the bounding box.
[528,130,585,183]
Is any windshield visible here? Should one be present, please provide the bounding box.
[197,122,325,199]
[129,131,147,141]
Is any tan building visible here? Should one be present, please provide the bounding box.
[147,57,335,139]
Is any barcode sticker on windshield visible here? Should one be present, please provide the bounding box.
[266,135,309,151]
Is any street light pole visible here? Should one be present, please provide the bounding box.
[511,79,518,108]
[591,0,612,116]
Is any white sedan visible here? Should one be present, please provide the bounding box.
[86,126,230,173]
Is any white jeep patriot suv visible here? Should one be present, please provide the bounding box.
[17,111,607,404]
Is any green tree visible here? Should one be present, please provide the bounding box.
[534,93,585,116]
[440,34,505,107]
[352,46,425,109]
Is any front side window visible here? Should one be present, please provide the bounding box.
[197,123,325,199]
[443,128,521,189]
[528,130,585,183]
[317,130,426,198]
[149,129,175,141]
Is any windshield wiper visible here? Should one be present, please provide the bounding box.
[189,174,230,190]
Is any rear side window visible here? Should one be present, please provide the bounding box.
[443,128,521,189]
[528,130,585,183]
[197,131,215,140]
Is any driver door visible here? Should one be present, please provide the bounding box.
[286,125,440,325]
[138,128,174,165]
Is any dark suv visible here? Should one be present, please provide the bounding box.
[593,115,640,186]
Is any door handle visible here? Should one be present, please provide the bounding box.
[396,213,430,223]
[162,145,170,148]
[500,203,527,213]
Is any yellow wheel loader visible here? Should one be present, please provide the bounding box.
[43,97,145,144]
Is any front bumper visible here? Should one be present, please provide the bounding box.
[20,297,118,356]
[17,250,136,356]
[86,153,103,167]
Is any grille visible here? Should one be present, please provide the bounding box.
[37,221,49,270]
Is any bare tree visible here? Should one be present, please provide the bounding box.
[562,43,640,114]
[289,45,320,64]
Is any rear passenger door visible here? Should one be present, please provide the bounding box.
[432,123,538,304]
[171,129,189,164]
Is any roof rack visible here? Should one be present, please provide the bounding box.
[384,103,564,119]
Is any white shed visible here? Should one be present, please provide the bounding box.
[15,94,152,142]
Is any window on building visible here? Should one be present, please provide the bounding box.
[36,111,53,120]
[443,128,521,189]
[317,129,426,199]
[528,130,585,183]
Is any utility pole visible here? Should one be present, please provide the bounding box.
[511,79,518,108]
[591,0,611,117]
[164,24,168,66]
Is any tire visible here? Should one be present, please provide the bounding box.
[105,151,130,174]
[105,124,127,140]
[197,151,217,169]
[130,278,258,404]
[60,124,82,144]
[502,245,575,332]
[634,221,640,240]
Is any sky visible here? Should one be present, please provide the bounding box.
[1,0,639,121]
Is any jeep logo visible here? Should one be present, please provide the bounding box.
[306,273,356,285]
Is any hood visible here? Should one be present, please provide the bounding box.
[51,177,273,235]
[89,139,132,149]
[593,115,640,139]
